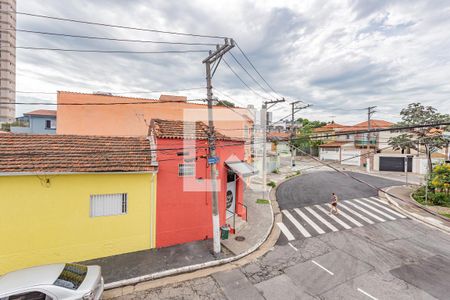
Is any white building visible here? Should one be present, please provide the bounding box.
[0,0,16,123]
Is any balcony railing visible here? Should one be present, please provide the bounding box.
[354,133,377,147]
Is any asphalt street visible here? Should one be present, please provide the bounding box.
[276,171,404,209]
[112,171,450,300]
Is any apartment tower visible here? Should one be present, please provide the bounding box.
[0,0,15,123]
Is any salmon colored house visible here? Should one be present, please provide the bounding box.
[149,119,254,248]
[56,91,254,160]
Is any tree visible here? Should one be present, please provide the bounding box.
[294,118,327,155]
[388,102,450,172]
[388,133,416,154]
[216,100,235,107]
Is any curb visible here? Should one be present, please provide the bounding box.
[104,184,276,291]
[337,166,422,185]
[379,186,450,234]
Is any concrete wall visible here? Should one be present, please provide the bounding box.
[319,147,340,161]
[341,149,361,166]
[155,138,245,248]
[0,172,156,274]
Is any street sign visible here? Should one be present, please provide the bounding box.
[208,156,220,164]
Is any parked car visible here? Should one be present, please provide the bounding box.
[0,263,103,300]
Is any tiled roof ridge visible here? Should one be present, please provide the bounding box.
[0,134,155,173]
[150,118,239,141]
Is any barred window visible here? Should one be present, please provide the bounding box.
[178,164,195,177]
[90,193,127,217]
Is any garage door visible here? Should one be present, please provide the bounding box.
[379,157,412,172]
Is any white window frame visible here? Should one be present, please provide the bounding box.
[178,163,195,177]
[90,193,128,217]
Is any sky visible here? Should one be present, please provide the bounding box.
[12,0,450,125]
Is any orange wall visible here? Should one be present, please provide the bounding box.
[155,138,245,248]
[56,92,252,140]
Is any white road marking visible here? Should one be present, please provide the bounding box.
[277,222,295,241]
[288,242,298,251]
[357,288,378,300]
[368,197,407,218]
[344,201,386,222]
[311,260,334,275]
[315,205,352,229]
[326,204,364,227]
[294,208,326,234]
[282,210,312,237]
[355,199,396,220]
[305,207,338,232]
[339,203,375,224]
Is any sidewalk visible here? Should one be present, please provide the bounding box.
[81,167,294,289]
[379,185,450,233]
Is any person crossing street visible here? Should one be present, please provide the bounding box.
[330,192,339,215]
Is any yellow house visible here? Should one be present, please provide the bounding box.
[0,134,157,274]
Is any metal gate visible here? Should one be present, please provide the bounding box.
[379,156,412,172]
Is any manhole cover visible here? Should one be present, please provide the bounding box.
[235,236,245,242]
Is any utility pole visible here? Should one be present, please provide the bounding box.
[203,39,234,256]
[366,106,377,172]
[262,98,285,199]
[290,102,310,168]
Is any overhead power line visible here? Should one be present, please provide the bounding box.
[13,46,209,54]
[235,42,282,99]
[300,122,450,140]
[3,10,228,39]
[8,28,217,46]
[228,52,274,100]
[222,58,272,101]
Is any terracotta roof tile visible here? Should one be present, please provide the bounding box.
[150,119,238,141]
[24,110,57,117]
[0,134,156,174]
[313,123,347,133]
[267,131,290,141]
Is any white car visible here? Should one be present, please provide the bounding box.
[0,263,103,300]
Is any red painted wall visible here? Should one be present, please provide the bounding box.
[156,138,245,248]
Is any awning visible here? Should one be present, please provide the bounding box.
[225,161,258,177]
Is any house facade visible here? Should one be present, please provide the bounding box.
[0,134,157,274]
[56,91,254,161]
[10,109,57,134]
[318,120,394,167]
[149,119,253,248]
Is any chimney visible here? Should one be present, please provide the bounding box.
[159,94,187,103]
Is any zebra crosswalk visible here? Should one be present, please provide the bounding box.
[277,196,407,242]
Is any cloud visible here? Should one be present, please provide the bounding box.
[11,0,450,124]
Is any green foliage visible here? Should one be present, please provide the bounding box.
[267,181,276,188]
[413,185,450,207]
[272,168,280,174]
[440,213,450,219]
[293,118,327,152]
[389,103,450,171]
[256,199,270,204]
[430,163,450,194]
[388,133,416,154]
[216,100,235,107]
[0,123,11,131]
